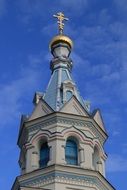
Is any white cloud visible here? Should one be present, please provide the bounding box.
[72,52,90,68]
[112,131,120,137]
[0,69,38,126]
[16,0,43,15]
[59,0,88,15]
[41,23,56,37]
[114,0,127,15]
[122,144,127,154]
[15,0,89,26]
[15,0,53,24]
[106,154,127,172]
[69,18,127,105]
[0,53,45,127]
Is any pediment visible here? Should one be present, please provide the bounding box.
[28,99,53,121]
[60,96,88,116]
[92,109,106,132]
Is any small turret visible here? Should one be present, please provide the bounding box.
[43,12,85,111]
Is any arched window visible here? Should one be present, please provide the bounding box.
[40,142,49,168]
[92,146,99,171]
[65,138,78,165]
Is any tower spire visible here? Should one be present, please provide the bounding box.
[53,12,69,35]
[44,13,85,111]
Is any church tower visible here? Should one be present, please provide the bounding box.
[12,13,115,190]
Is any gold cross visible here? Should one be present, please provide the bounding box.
[53,12,69,35]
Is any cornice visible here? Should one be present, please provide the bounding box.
[13,165,115,190]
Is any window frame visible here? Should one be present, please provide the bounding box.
[39,142,50,168]
[65,138,78,165]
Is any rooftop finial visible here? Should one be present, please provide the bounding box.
[53,12,69,35]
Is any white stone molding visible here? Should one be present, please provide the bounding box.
[31,151,39,170]
[23,113,106,145]
[92,139,106,176]
[19,171,110,190]
[84,144,94,170]
[30,130,51,146]
[26,148,34,173]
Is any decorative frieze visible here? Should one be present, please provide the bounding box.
[20,171,108,190]
[25,115,105,145]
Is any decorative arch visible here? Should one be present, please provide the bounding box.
[63,126,85,142]
[63,126,93,147]
[29,129,51,146]
[29,129,51,168]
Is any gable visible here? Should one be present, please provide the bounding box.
[92,109,106,131]
[28,99,53,121]
[60,96,88,116]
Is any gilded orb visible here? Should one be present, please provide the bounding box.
[49,35,73,50]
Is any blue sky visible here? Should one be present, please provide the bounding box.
[0,0,127,189]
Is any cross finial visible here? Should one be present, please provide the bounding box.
[53,12,69,35]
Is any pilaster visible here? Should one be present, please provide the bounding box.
[84,144,94,170]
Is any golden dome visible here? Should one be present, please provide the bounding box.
[50,35,73,50]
